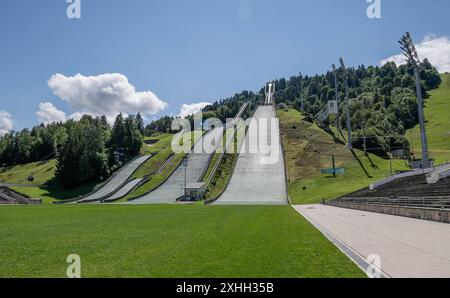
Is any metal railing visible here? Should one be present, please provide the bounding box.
[336,196,450,210]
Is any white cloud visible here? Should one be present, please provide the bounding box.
[0,111,13,136]
[36,102,67,124]
[381,35,450,73]
[179,102,211,118]
[47,73,168,123]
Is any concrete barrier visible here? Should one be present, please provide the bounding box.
[369,163,450,190]
[327,200,450,224]
[427,165,450,184]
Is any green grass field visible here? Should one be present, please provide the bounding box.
[407,73,450,165]
[278,109,408,204]
[0,204,364,278]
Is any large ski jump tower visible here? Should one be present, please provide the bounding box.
[265,82,275,105]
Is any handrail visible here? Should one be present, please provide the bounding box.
[201,103,249,201]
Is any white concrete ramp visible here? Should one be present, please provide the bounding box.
[215,106,287,205]
[128,104,249,205]
[74,155,152,203]
[129,128,223,204]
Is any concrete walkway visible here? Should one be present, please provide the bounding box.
[293,204,450,278]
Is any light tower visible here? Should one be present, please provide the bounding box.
[182,157,188,200]
[399,32,430,168]
[332,64,340,140]
[339,58,352,150]
[299,73,304,111]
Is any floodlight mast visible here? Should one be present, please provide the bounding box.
[299,73,304,111]
[399,32,430,168]
[332,64,340,140]
[339,58,352,150]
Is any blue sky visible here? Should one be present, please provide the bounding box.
[1,0,450,131]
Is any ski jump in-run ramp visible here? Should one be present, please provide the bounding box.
[128,104,248,204]
[214,105,288,205]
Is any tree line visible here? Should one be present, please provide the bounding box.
[0,113,145,188]
[144,91,261,135]
[145,59,441,157]
[272,59,441,154]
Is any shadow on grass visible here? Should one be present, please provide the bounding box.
[39,181,100,201]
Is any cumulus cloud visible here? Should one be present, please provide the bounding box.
[381,35,450,73]
[0,111,13,136]
[47,73,168,123]
[179,102,212,118]
[36,102,67,124]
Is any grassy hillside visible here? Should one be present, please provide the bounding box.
[133,133,175,178]
[0,160,56,185]
[0,159,98,204]
[278,109,408,204]
[0,204,364,278]
[407,73,450,165]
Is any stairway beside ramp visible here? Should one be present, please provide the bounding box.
[328,172,450,223]
[214,106,288,205]
[0,187,42,205]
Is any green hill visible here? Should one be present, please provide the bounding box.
[0,160,56,185]
[407,73,450,165]
[278,109,408,204]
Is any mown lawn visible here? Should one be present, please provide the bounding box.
[0,204,365,278]
[278,109,408,204]
[11,182,99,205]
[407,73,450,165]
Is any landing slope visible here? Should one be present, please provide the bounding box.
[75,155,152,203]
[129,129,223,204]
[215,106,287,205]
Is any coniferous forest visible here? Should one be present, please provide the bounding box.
[0,59,441,186]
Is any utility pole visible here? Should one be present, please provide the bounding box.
[182,157,188,200]
[388,145,393,176]
[332,149,336,178]
[300,73,304,111]
[339,58,352,150]
[332,64,340,140]
[362,121,367,156]
[399,32,430,168]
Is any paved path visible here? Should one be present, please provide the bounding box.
[76,155,152,203]
[215,106,287,205]
[293,204,450,278]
